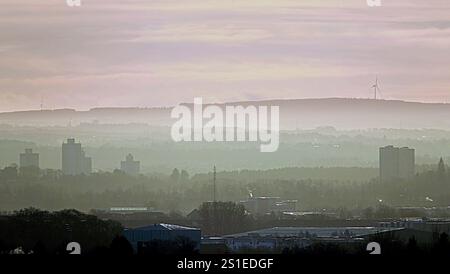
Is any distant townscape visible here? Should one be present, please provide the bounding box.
[17,138,140,177]
[1,124,450,255]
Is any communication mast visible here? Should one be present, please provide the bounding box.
[213,165,216,202]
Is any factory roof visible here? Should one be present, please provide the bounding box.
[127,223,199,231]
[224,226,403,238]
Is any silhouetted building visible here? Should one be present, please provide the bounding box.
[120,154,140,176]
[62,138,92,175]
[380,145,415,182]
[19,149,39,168]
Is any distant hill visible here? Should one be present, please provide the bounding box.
[1,98,450,129]
[0,107,172,127]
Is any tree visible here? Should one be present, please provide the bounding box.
[180,170,189,181]
[0,208,123,255]
[110,236,133,255]
[374,204,398,219]
[406,236,420,256]
[198,201,249,235]
[432,232,450,255]
[362,207,374,219]
[32,240,48,255]
[19,166,40,179]
[170,168,180,182]
[0,165,18,182]
[337,207,351,219]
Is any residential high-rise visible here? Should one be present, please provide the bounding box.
[379,146,399,182]
[62,138,92,175]
[120,154,140,176]
[398,147,415,179]
[19,148,39,168]
[379,145,415,182]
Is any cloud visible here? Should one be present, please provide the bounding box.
[128,24,272,44]
[0,0,450,111]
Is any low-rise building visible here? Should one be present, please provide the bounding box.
[240,196,297,215]
[220,226,403,252]
[378,218,450,235]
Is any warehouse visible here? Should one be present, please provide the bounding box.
[123,223,201,252]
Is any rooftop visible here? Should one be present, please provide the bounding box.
[127,223,200,231]
[225,226,404,238]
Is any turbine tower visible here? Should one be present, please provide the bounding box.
[372,76,380,100]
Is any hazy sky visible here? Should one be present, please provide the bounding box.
[0,0,450,111]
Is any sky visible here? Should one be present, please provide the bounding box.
[0,0,450,111]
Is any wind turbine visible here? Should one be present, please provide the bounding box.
[372,76,381,100]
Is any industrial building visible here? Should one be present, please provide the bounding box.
[62,138,92,175]
[218,226,403,252]
[120,154,140,176]
[378,218,450,235]
[212,220,450,252]
[123,223,201,252]
[240,196,297,215]
[379,145,415,182]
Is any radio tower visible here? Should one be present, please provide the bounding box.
[213,165,216,202]
[212,165,218,235]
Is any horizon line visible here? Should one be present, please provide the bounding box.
[1,97,449,114]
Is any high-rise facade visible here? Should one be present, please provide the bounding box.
[120,154,140,176]
[398,147,415,179]
[62,138,92,175]
[19,148,39,168]
[379,145,415,182]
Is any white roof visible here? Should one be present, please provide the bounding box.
[129,223,199,231]
[225,226,403,238]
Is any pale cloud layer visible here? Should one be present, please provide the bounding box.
[0,0,449,111]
